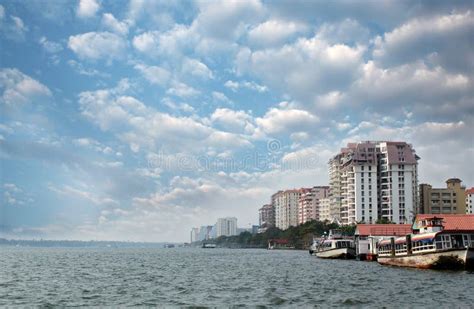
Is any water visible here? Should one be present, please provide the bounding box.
[1,247,473,307]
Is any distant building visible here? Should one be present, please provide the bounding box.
[419,178,466,214]
[258,204,275,230]
[329,141,419,225]
[273,189,305,230]
[190,227,199,243]
[466,188,474,214]
[216,217,238,237]
[198,225,213,241]
[298,186,330,224]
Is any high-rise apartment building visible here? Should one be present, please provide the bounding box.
[466,188,474,214]
[190,227,199,243]
[419,179,466,214]
[216,217,238,237]
[258,204,275,230]
[328,141,419,225]
[298,186,330,224]
[273,189,304,230]
[319,197,331,222]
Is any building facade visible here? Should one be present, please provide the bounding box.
[328,141,419,225]
[419,179,467,214]
[258,204,275,229]
[273,189,304,230]
[298,186,330,224]
[216,217,238,237]
[467,188,474,214]
[190,227,199,243]
[319,197,331,222]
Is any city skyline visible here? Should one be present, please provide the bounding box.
[1,0,473,242]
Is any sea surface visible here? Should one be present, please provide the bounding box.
[1,247,473,307]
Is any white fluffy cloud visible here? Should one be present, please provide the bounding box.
[236,35,365,104]
[374,11,474,72]
[210,108,255,134]
[0,68,51,105]
[68,32,126,60]
[248,19,308,47]
[256,107,320,135]
[101,13,131,35]
[134,64,171,87]
[76,0,100,18]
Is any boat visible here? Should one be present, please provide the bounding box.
[377,216,474,270]
[312,229,356,259]
[202,243,216,248]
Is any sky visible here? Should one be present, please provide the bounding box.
[1,0,473,242]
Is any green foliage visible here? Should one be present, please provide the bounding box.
[211,220,356,249]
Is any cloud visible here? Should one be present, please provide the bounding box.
[166,81,200,98]
[211,91,231,104]
[316,18,370,45]
[182,58,213,79]
[134,64,171,87]
[76,0,100,18]
[256,107,319,135]
[236,35,365,104]
[101,13,131,35]
[132,25,196,57]
[210,108,255,134]
[194,0,264,41]
[68,60,110,77]
[0,6,28,41]
[78,84,251,154]
[49,184,118,206]
[0,68,52,105]
[350,61,473,119]
[373,11,474,73]
[224,80,267,93]
[39,37,63,53]
[68,32,126,61]
[248,19,308,48]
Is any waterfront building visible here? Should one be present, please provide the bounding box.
[419,179,466,214]
[319,198,331,222]
[258,204,275,231]
[190,227,199,243]
[273,189,306,230]
[216,217,238,237]
[354,224,412,260]
[328,141,419,225]
[298,186,330,224]
[467,188,474,214]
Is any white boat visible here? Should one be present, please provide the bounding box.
[313,230,356,259]
[377,216,474,270]
[202,243,216,248]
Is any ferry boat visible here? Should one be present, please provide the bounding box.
[312,230,356,259]
[377,216,474,270]
[202,243,216,248]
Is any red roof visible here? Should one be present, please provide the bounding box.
[355,224,412,236]
[414,214,474,232]
[466,187,474,195]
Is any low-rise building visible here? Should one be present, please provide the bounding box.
[466,188,474,214]
[354,224,412,260]
[419,178,466,214]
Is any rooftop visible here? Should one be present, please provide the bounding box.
[413,214,474,232]
[355,224,412,236]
